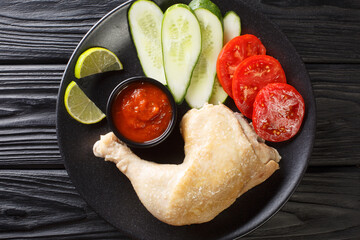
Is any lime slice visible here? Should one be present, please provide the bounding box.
[74,47,123,78]
[65,47,122,123]
[64,81,105,124]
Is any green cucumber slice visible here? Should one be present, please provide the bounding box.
[185,8,223,108]
[223,11,241,44]
[209,76,228,104]
[162,4,202,103]
[209,11,241,105]
[189,0,222,21]
[128,0,166,84]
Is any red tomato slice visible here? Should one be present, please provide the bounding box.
[216,34,266,98]
[252,83,305,142]
[232,55,286,118]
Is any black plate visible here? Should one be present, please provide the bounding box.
[56,0,316,239]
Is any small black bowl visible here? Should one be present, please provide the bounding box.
[106,76,177,148]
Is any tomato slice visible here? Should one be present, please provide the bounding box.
[216,34,266,98]
[232,55,286,118]
[252,83,305,142]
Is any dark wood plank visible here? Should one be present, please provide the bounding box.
[309,64,360,165]
[249,0,360,63]
[245,167,360,240]
[0,170,127,239]
[0,0,359,64]
[0,65,63,167]
[0,0,121,64]
[0,167,358,239]
[0,64,359,167]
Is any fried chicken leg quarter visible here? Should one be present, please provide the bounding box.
[93,104,281,226]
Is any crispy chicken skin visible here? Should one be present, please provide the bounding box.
[93,104,280,226]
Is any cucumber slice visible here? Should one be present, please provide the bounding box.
[223,11,241,44]
[189,0,222,21]
[162,4,202,103]
[209,11,241,105]
[185,8,223,108]
[209,76,228,105]
[128,0,166,84]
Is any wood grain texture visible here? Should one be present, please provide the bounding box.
[0,170,127,239]
[0,64,359,167]
[0,0,121,64]
[0,167,358,239]
[0,0,359,64]
[308,64,360,165]
[249,0,360,63]
[244,167,360,240]
[0,65,63,167]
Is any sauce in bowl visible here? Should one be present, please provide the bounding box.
[110,81,173,144]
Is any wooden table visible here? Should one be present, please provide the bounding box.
[0,0,359,239]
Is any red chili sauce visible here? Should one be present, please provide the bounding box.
[111,81,173,143]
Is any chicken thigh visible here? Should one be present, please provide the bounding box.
[93,104,281,226]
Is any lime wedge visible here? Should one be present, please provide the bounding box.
[65,47,122,124]
[64,81,105,124]
[74,47,123,78]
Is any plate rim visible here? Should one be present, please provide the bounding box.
[56,0,317,239]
